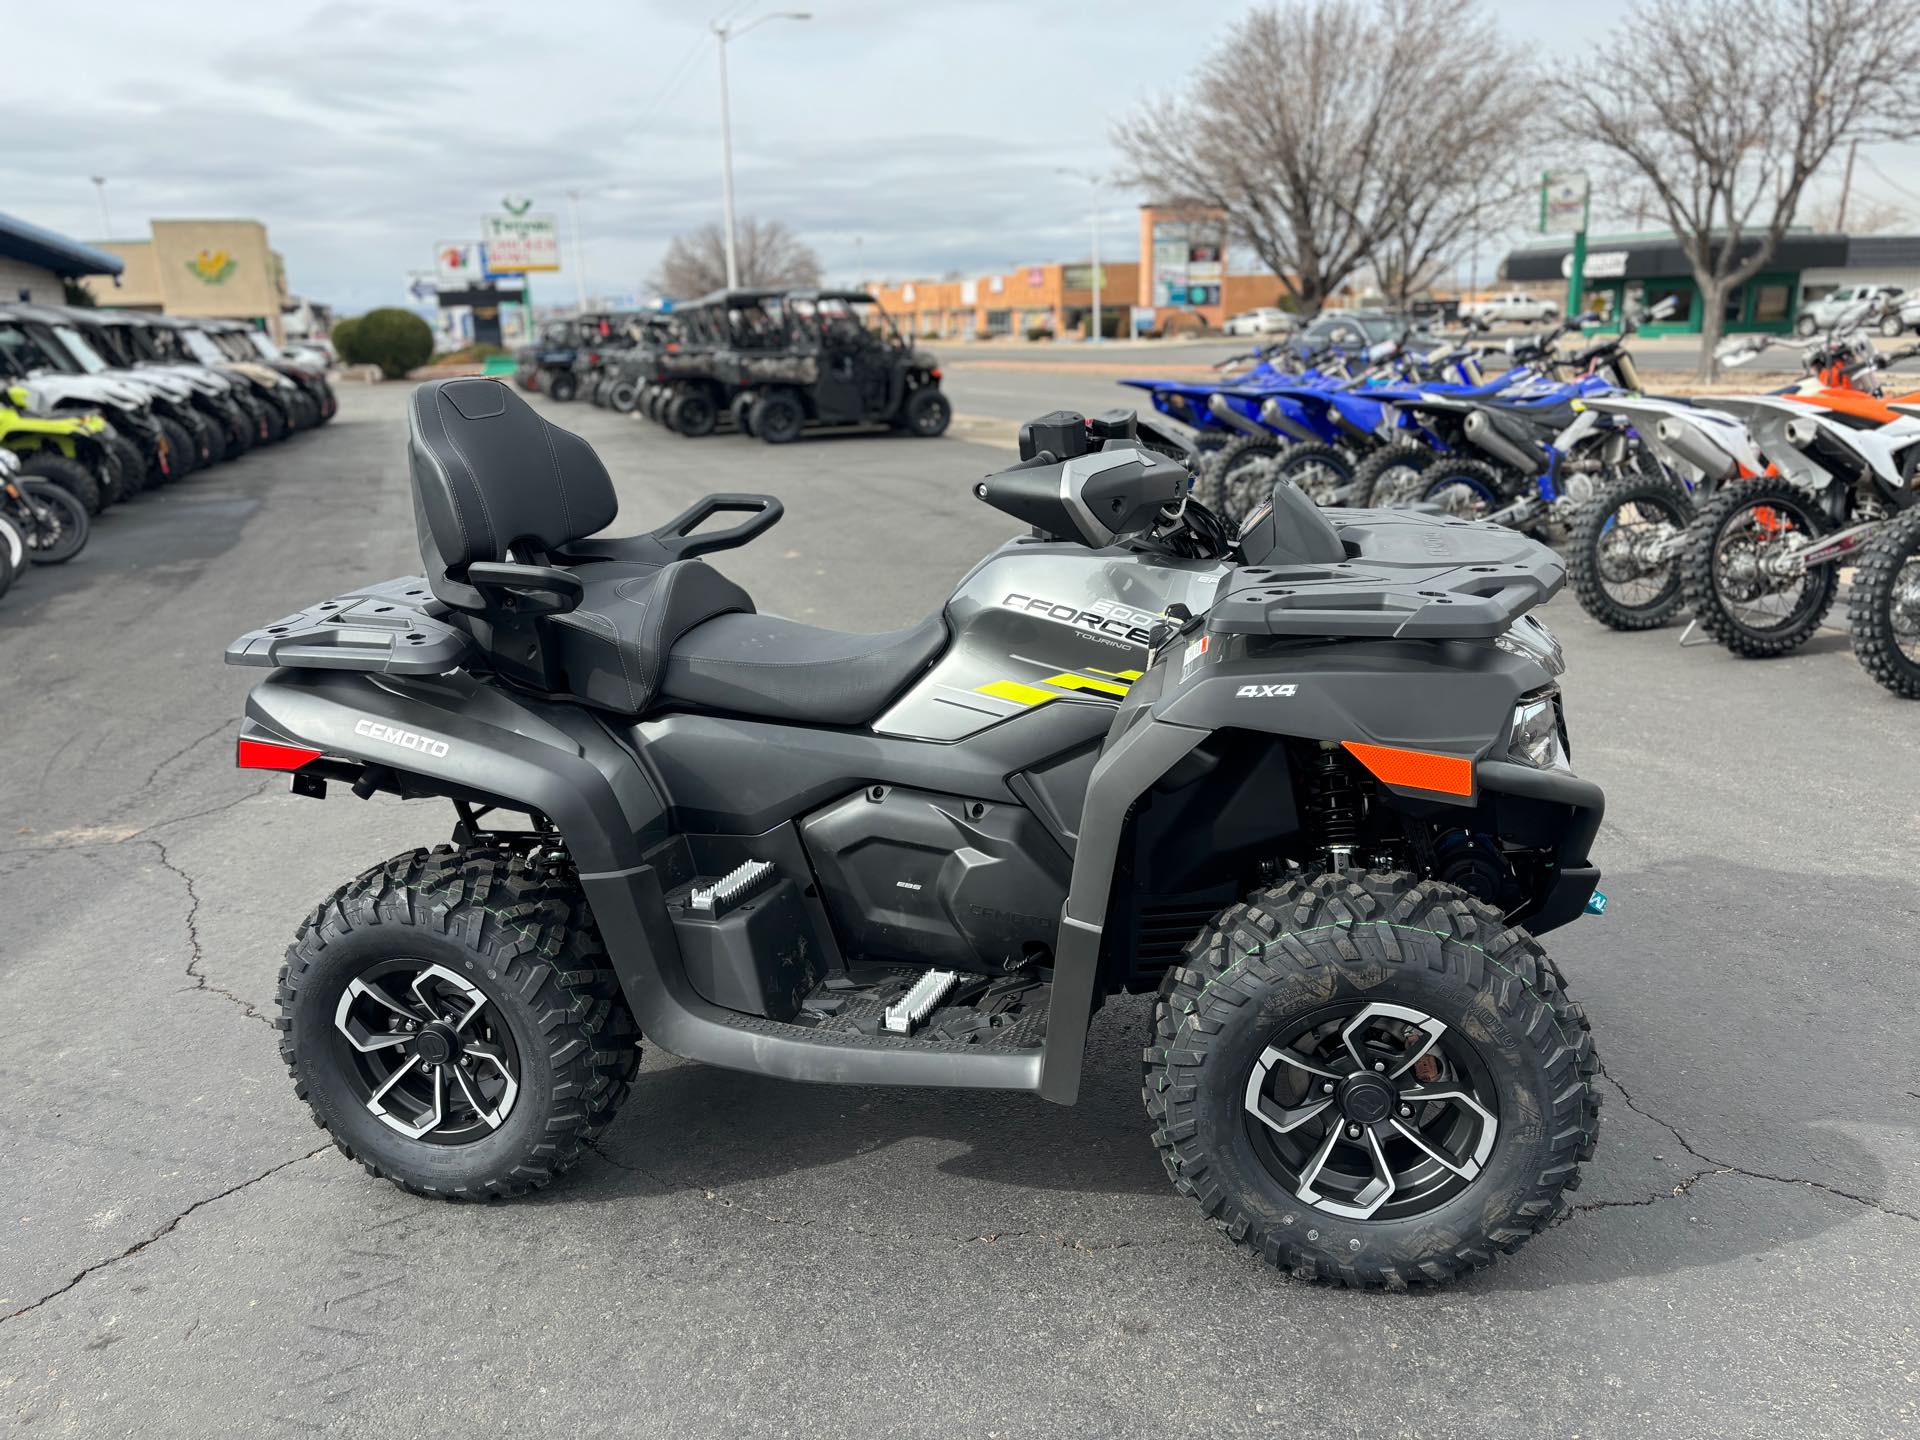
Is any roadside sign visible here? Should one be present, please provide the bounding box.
[405,271,437,306]
[434,241,486,286]
[482,215,560,272]
[1541,170,1590,234]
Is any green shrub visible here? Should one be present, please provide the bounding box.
[338,308,432,380]
[330,316,363,363]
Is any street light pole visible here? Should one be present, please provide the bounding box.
[90,175,112,236]
[1056,169,1104,342]
[566,189,587,309]
[714,12,810,291]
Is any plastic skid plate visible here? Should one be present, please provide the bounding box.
[1209,511,1565,640]
[224,575,474,675]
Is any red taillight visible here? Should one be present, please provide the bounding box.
[930,367,942,380]
[237,737,323,771]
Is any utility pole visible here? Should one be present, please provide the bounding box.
[90,176,112,236]
[1836,138,1859,233]
[715,12,811,290]
[1056,169,1104,342]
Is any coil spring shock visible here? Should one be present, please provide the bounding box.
[1309,744,1362,871]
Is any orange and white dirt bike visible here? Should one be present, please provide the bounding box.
[1685,321,1920,695]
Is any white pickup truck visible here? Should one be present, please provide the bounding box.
[1461,292,1559,325]
[1795,283,1907,336]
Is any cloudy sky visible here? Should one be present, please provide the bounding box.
[4,0,1912,313]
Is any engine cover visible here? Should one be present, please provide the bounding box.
[800,787,1070,974]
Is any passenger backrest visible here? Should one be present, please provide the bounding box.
[408,377,617,607]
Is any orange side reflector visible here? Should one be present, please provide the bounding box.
[237,737,323,771]
[1342,741,1474,798]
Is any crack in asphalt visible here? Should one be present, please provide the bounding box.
[117,720,232,814]
[146,836,273,1027]
[2,1147,328,1325]
[1579,1064,1920,1225]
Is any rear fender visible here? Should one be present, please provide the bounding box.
[242,668,664,873]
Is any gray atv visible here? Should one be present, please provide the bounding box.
[226,385,1604,1288]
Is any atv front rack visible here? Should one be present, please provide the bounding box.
[1210,512,1564,641]
[225,576,474,675]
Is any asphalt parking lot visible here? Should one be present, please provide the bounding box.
[2,378,1915,1438]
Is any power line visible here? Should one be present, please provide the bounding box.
[1855,153,1920,210]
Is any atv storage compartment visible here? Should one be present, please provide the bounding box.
[225,576,474,675]
[1212,511,1564,640]
[665,866,819,1022]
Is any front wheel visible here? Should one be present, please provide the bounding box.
[1880,314,1906,340]
[1682,479,1838,656]
[1354,441,1435,508]
[18,452,102,516]
[1197,432,1284,526]
[1145,872,1599,1288]
[1795,314,1820,337]
[278,846,641,1200]
[11,479,90,563]
[546,371,579,403]
[1270,440,1357,506]
[669,391,717,437]
[1566,471,1695,630]
[1847,505,1920,698]
[609,379,639,413]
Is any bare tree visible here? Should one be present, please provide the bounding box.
[1803,191,1910,236]
[1113,0,1543,314]
[1563,0,1920,376]
[651,217,822,298]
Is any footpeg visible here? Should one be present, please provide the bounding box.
[689,859,775,916]
[884,969,960,1034]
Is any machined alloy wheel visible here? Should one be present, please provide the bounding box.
[280,846,640,1200]
[1146,871,1599,1287]
[1243,1000,1498,1221]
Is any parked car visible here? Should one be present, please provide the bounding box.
[1798,283,1904,336]
[1222,307,1293,337]
[1461,292,1559,325]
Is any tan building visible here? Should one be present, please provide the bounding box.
[82,219,290,340]
[866,203,1308,341]
[868,260,1142,341]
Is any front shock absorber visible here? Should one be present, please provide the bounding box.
[1308,742,1362,872]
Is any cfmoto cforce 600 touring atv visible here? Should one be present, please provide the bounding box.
[227,381,1605,1288]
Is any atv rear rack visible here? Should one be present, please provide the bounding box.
[225,576,473,675]
[1210,512,1564,641]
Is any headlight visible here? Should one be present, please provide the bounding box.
[1506,692,1570,771]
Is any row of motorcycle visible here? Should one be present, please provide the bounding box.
[0,303,335,606]
[1122,297,1920,698]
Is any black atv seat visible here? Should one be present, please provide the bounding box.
[659,612,948,725]
[405,377,946,723]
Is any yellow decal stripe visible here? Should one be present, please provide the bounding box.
[976,679,1058,707]
[1041,672,1131,697]
[1091,668,1144,681]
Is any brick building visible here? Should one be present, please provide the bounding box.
[866,203,1295,339]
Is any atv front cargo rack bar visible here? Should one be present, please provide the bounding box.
[225,576,474,675]
[1209,513,1565,641]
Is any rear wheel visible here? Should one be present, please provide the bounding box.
[751,391,805,444]
[669,390,718,437]
[1682,479,1838,656]
[11,479,89,564]
[100,431,147,500]
[1419,459,1510,520]
[1847,505,1920,698]
[1356,442,1437,508]
[17,452,101,516]
[608,379,640,413]
[1567,471,1695,630]
[902,386,951,437]
[177,409,218,467]
[546,371,579,403]
[278,846,641,1200]
[1144,872,1599,1288]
